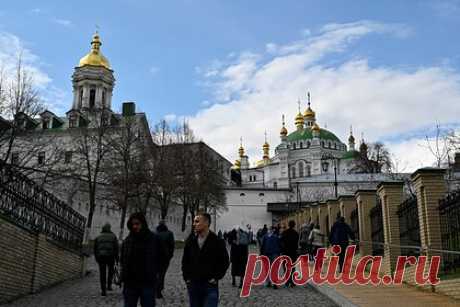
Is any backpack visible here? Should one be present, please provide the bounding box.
[238,230,250,245]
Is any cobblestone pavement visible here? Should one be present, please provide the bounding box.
[3,248,337,307]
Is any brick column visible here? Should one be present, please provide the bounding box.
[355,190,377,256]
[338,195,356,225]
[327,199,340,231]
[377,182,404,274]
[411,168,446,258]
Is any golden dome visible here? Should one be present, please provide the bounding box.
[78,32,111,69]
[238,145,244,157]
[312,122,320,132]
[303,106,316,119]
[234,159,241,169]
[280,126,288,136]
[295,112,304,127]
[263,141,269,149]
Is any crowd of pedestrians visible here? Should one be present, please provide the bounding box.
[93,211,355,306]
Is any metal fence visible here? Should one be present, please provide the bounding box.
[370,198,384,256]
[439,189,460,275]
[0,166,86,251]
[397,196,421,256]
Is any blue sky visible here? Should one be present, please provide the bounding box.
[1,1,460,170]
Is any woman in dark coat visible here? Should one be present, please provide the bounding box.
[228,227,249,288]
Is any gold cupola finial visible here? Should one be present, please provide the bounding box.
[303,91,316,119]
[263,131,270,159]
[295,99,304,129]
[280,114,288,136]
[238,137,245,158]
[78,31,111,69]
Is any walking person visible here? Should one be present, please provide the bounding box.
[256,224,268,252]
[156,220,175,299]
[261,226,281,289]
[121,212,161,307]
[280,220,299,287]
[329,216,355,272]
[298,222,312,256]
[182,212,229,307]
[229,226,250,288]
[308,224,325,261]
[94,223,119,296]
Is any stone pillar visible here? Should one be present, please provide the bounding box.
[411,168,446,258]
[310,205,318,227]
[318,202,328,242]
[338,195,356,225]
[304,207,311,225]
[327,199,340,232]
[377,182,404,274]
[355,190,377,256]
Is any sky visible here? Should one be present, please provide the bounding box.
[0,0,459,171]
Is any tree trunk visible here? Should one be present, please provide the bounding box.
[118,199,128,240]
[181,201,189,232]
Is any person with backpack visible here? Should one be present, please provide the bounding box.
[156,220,175,299]
[329,216,355,272]
[94,223,119,296]
[298,222,312,256]
[229,226,250,288]
[280,220,299,287]
[308,224,325,261]
[261,226,281,289]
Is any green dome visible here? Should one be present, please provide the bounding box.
[287,128,342,142]
[342,150,360,160]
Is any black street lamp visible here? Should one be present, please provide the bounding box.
[321,152,338,198]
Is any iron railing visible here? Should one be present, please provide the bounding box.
[370,198,384,256]
[397,196,420,256]
[439,189,460,275]
[0,165,86,251]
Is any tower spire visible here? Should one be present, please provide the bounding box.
[295,99,304,130]
[348,125,355,150]
[280,114,288,137]
[263,130,270,160]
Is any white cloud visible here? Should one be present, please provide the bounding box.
[0,31,65,113]
[187,21,460,172]
[150,66,160,75]
[164,114,177,123]
[53,18,73,27]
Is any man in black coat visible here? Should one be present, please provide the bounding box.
[156,220,175,299]
[94,223,119,296]
[280,220,299,287]
[329,216,356,272]
[182,212,229,307]
[121,212,160,307]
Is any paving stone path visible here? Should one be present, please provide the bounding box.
[3,248,337,307]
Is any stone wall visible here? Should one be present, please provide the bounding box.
[0,215,83,304]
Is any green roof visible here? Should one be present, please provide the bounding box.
[342,150,360,160]
[286,128,341,142]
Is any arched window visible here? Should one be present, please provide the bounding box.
[102,89,106,108]
[306,141,310,148]
[273,182,278,189]
[79,87,83,107]
[89,89,96,108]
[291,166,296,178]
[306,165,311,177]
[293,143,296,150]
[300,142,303,148]
[298,161,304,177]
[321,141,325,147]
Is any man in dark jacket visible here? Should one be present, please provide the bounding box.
[94,223,119,296]
[329,216,356,272]
[280,220,299,287]
[156,220,175,299]
[121,212,161,307]
[182,212,229,307]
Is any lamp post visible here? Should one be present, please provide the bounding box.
[321,152,338,198]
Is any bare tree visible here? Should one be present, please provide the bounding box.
[104,115,149,239]
[73,110,111,240]
[0,55,62,185]
[420,122,450,168]
[351,141,393,174]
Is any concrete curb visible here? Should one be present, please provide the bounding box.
[308,282,359,307]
